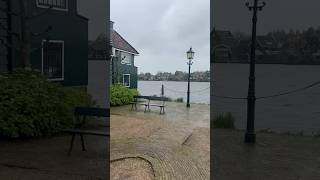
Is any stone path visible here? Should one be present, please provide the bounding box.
[110,103,210,180]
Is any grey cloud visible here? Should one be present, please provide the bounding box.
[111,0,210,73]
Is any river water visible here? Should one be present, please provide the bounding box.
[138,81,210,104]
[213,63,320,133]
[139,64,320,133]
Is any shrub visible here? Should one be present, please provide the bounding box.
[212,112,235,129]
[0,69,94,138]
[60,87,95,126]
[110,84,139,106]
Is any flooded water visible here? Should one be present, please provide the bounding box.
[213,63,320,133]
[138,64,320,133]
[138,81,210,104]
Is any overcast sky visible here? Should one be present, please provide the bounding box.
[111,0,210,74]
[214,0,320,34]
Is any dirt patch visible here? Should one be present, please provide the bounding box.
[111,158,155,180]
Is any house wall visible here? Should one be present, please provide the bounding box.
[112,50,138,89]
[8,0,88,87]
[0,0,8,72]
[88,59,109,108]
[30,0,88,86]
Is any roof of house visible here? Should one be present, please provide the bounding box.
[111,30,139,55]
[256,35,277,48]
[213,30,237,48]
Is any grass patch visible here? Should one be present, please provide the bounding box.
[174,97,184,103]
[212,112,235,129]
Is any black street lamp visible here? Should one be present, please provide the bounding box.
[245,0,266,143]
[186,47,195,108]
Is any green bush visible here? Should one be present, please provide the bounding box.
[110,84,139,106]
[0,69,94,138]
[212,112,235,129]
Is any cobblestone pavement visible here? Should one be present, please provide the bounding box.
[212,129,320,180]
[110,103,210,180]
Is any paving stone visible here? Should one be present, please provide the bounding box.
[110,103,210,180]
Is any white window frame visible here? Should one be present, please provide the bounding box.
[41,40,65,81]
[122,74,130,87]
[36,0,68,11]
[120,52,132,66]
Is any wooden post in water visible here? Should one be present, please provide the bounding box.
[161,84,164,97]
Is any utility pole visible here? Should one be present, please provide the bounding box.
[244,0,266,143]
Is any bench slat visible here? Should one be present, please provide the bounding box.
[149,104,165,107]
[133,96,170,101]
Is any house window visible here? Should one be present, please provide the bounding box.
[42,40,64,80]
[120,52,132,65]
[123,74,130,87]
[37,0,68,10]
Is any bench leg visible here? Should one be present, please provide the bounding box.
[80,134,86,151]
[144,105,147,112]
[131,103,134,111]
[68,134,75,156]
[160,107,165,115]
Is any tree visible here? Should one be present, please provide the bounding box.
[0,0,52,71]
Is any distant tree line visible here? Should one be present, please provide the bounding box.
[213,26,320,64]
[138,70,210,82]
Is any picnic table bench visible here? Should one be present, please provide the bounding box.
[130,95,169,114]
[63,107,110,155]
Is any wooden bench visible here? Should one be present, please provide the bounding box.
[131,95,169,114]
[130,95,150,111]
[64,107,110,155]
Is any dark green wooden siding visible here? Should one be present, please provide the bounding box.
[112,51,138,89]
[8,0,88,87]
[28,9,88,86]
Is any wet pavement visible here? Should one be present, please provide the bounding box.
[110,102,210,180]
[111,102,210,129]
[213,129,320,180]
[0,133,108,179]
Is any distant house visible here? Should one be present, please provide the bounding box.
[233,34,282,63]
[0,0,89,88]
[212,30,237,63]
[110,21,139,88]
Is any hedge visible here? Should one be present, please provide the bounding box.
[0,69,94,138]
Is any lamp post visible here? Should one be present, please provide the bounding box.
[186,47,194,108]
[244,0,266,143]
